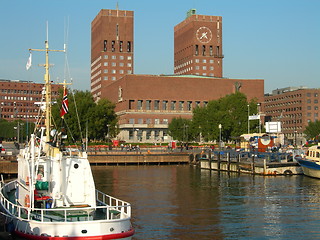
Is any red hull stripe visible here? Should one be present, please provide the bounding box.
[14,228,135,240]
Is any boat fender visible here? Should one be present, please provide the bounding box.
[25,194,30,208]
[284,170,293,176]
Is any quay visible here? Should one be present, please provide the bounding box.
[200,151,303,176]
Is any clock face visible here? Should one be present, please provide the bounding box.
[196,27,212,43]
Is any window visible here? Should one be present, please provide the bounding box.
[179,101,184,110]
[119,70,124,74]
[307,106,311,110]
[129,118,135,124]
[162,100,168,110]
[146,100,151,110]
[119,41,123,52]
[155,119,160,124]
[112,70,116,74]
[112,77,116,81]
[103,69,108,73]
[128,56,132,60]
[146,130,151,140]
[146,118,152,124]
[104,55,108,59]
[163,119,168,124]
[138,118,143,124]
[154,100,160,110]
[137,100,143,110]
[112,41,115,52]
[307,99,311,103]
[307,93,311,97]
[103,76,108,80]
[187,101,192,111]
[170,101,176,110]
[195,45,199,55]
[129,100,134,109]
[112,62,116,66]
[315,99,318,104]
[127,41,131,52]
[202,59,206,63]
[112,55,116,59]
[127,63,132,67]
[120,56,124,60]
[202,45,206,56]
[104,62,108,66]
[209,46,213,56]
[195,101,200,107]
[103,40,107,51]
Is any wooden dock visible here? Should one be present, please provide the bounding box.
[199,152,303,176]
[0,152,191,175]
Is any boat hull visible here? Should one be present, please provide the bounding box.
[296,157,320,178]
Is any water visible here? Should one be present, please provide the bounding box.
[92,165,320,240]
[5,165,320,239]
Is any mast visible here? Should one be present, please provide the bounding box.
[30,40,65,142]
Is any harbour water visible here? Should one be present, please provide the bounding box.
[4,164,320,239]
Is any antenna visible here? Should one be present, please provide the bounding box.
[46,21,49,42]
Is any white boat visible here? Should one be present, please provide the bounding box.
[295,144,320,179]
[0,39,134,239]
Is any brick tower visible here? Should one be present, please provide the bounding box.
[174,9,223,77]
[91,8,134,101]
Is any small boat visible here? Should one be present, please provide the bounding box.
[295,144,320,178]
[0,39,134,239]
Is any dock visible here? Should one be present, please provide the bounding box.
[200,151,303,176]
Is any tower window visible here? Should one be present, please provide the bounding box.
[112,41,115,52]
[210,46,213,56]
[103,40,107,51]
[195,45,199,56]
[202,45,206,56]
[119,41,123,52]
[127,41,131,52]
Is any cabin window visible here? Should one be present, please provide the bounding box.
[36,165,45,179]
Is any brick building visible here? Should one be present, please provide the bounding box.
[102,74,264,143]
[174,9,223,77]
[0,79,61,123]
[264,87,320,145]
[91,9,134,102]
[92,8,265,143]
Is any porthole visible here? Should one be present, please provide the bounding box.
[110,228,114,232]
[81,230,87,234]
[74,163,79,169]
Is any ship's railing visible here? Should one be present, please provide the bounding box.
[0,180,131,223]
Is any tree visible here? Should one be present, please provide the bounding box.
[304,120,320,140]
[52,89,117,143]
[168,117,196,142]
[192,92,259,142]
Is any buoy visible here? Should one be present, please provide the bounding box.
[25,194,30,208]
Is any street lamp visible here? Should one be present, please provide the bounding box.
[257,103,261,134]
[247,104,250,134]
[219,124,222,149]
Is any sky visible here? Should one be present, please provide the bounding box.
[0,0,319,94]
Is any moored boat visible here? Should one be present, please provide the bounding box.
[295,144,320,179]
[0,38,134,239]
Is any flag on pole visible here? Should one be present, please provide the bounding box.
[60,88,69,117]
[26,53,32,70]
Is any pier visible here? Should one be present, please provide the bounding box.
[200,151,303,176]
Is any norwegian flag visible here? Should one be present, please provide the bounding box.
[60,88,69,117]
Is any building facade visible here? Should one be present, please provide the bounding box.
[264,87,320,145]
[0,79,61,123]
[101,74,264,143]
[91,9,134,102]
[174,9,223,77]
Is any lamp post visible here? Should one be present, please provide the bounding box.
[257,103,261,134]
[219,124,222,150]
[247,104,250,134]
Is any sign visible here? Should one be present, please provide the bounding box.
[249,115,260,120]
[266,122,281,133]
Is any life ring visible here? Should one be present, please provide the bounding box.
[25,194,30,208]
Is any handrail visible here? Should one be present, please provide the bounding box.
[0,181,131,223]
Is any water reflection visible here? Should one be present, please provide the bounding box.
[92,165,320,240]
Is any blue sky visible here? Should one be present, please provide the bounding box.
[0,0,319,94]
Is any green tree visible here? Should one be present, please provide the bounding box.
[192,92,259,142]
[52,89,117,143]
[304,120,320,140]
[168,117,196,142]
